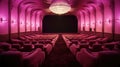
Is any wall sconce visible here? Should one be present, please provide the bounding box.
[108,20,111,24]
[98,21,101,24]
[36,25,39,27]
[36,23,39,27]
[92,22,95,25]
[20,22,23,24]
[0,18,7,23]
[27,23,30,26]
[82,24,85,26]
[11,20,14,24]
[86,23,89,26]
[20,22,25,26]
[32,24,34,27]
[106,19,111,24]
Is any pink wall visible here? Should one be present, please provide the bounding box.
[20,7,25,33]
[36,12,41,31]
[0,0,8,34]
[31,12,36,31]
[104,1,112,33]
[26,9,31,32]
[11,5,18,34]
[0,0,120,35]
[0,0,44,35]
[115,0,120,34]
[80,12,84,31]
[77,0,120,35]
[96,7,102,32]
[90,10,95,32]
[85,12,89,31]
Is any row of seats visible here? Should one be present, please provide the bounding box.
[0,34,58,53]
[62,34,120,55]
[0,48,45,67]
[62,34,120,67]
[0,42,52,55]
[76,48,120,67]
[0,34,59,67]
[12,34,58,46]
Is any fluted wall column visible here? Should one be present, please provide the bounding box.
[8,0,11,42]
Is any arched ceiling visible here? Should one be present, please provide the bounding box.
[17,0,100,15]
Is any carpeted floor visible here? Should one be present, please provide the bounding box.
[41,34,82,67]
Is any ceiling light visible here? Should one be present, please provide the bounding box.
[49,2,71,15]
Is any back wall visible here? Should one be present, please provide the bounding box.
[42,15,78,33]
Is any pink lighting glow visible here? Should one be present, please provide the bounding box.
[32,24,34,27]
[36,23,39,27]
[11,20,14,23]
[86,23,89,26]
[0,18,7,23]
[27,23,30,26]
[115,18,120,23]
[98,21,102,24]
[20,22,25,26]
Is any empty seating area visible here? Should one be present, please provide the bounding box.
[0,33,120,67]
[62,33,120,67]
[0,34,59,67]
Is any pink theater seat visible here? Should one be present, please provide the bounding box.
[98,37,109,44]
[96,50,120,67]
[76,48,120,67]
[76,48,97,67]
[0,42,11,51]
[103,42,118,50]
[85,35,98,41]
[23,48,45,67]
[19,36,26,40]
[12,44,21,50]
[90,44,103,52]
[116,44,120,50]
[79,44,89,50]
[0,51,23,67]
[43,44,53,55]
[34,43,44,50]
[11,39,22,44]
[22,44,34,52]
[69,43,79,55]
[0,48,45,67]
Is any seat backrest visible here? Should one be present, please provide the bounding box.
[0,51,23,67]
[97,50,120,67]
[0,42,11,51]
[76,48,97,67]
[23,48,45,67]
